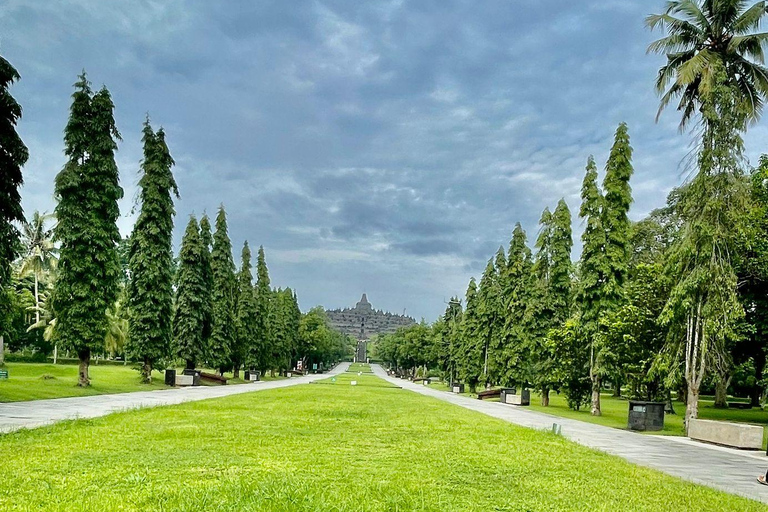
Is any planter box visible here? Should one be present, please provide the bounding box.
[688,418,763,450]
[175,374,194,386]
[503,389,530,406]
[182,369,201,386]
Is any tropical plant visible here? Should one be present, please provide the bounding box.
[646,0,768,129]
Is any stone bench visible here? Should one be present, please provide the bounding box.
[175,374,194,386]
[688,418,764,450]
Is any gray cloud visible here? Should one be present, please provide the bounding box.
[3,0,756,319]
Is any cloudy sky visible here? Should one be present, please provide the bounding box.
[4,1,768,320]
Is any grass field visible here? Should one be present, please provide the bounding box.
[0,366,762,511]
[0,363,285,403]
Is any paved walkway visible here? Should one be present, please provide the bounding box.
[372,365,768,505]
[0,363,349,434]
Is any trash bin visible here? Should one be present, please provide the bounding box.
[164,369,176,386]
[628,401,665,431]
[452,383,465,394]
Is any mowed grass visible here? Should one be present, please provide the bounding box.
[0,370,762,511]
[0,363,285,402]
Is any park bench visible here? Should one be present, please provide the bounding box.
[688,418,763,450]
[728,402,753,410]
[200,372,228,385]
[477,388,502,400]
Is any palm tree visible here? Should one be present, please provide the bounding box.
[646,0,768,130]
[19,211,57,359]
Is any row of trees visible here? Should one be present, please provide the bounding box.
[0,62,353,386]
[376,1,768,431]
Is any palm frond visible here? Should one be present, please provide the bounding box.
[729,32,768,62]
[732,1,767,33]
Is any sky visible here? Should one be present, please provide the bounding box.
[4,1,768,321]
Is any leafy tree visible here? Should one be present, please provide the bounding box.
[735,155,768,405]
[661,69,748,429]
[173,217,207,369]
[253,246,272,373]
[52,74,123,387]
[18,211,57,337]
[127,120,178,382]
[548,318,591,410]
[0,55,28,359]
[209,206,237,374]
[234,241,258,377]
[646,0,768,129]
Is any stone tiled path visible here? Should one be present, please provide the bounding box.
[0,362,349,434]
[372,365,768,505]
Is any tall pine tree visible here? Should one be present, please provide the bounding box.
[502,225,534,388]
[235,241,258,377]
[0,55,27,299]
[127,120,178,382]
[210,206,236,374]
[578,155,607,415]
[253,246,272,373]
[53,74,123,387]
[174,216,207,369]
[199,213,214,360]
[579,123,634,416]
[458,278,483,392]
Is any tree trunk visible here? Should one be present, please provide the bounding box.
[612,379,621,398]
[141,357,152,384]
[590,375,601,416]
[664,389,676,415]
[185,359,195,370]
[541,386,550,407]
[77,348,91,387]
[34,273,40,325]
[0,335,4,366]
[714,375,730,408]
[53,344,58,364]
[684,385,699,435]
[233,362,240,379]
[752,352,765,407]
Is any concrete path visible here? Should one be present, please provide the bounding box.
[0,363,349,434]
[372,365,768,505]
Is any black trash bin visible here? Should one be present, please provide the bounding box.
[244,370,260,382]
[164,369,176,386]
[628,401,665,431]
[451,382,465,393]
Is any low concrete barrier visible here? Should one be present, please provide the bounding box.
[175,374,194,386]
[688,418,764,450]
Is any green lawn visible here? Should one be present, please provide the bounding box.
[0,363,284,403]
[0,369,762,511]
